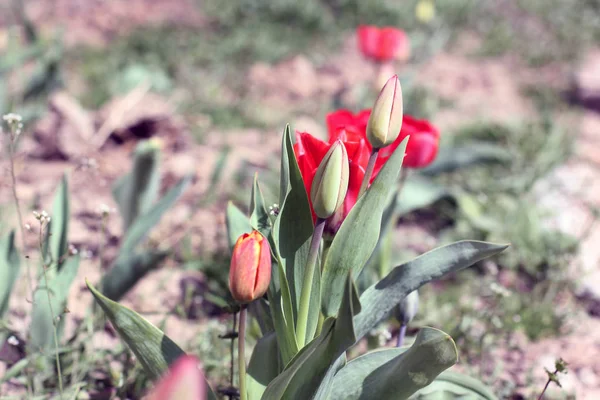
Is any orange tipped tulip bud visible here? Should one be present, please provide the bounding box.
[147,355,206,400]
[229,231,272,304]
[310,140,350,219]
[366,75,403,149]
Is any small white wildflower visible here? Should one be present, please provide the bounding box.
[7,336,19,346]
[32,211,41,219]
[3,113,22,124]
[24,223,31,231]
[41,210,49,218]
[98,203,113,216]
[68,244,78,255]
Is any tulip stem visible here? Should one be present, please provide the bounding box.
[238,307,248,400]
[358,148,379,198]
[296,217,325,348]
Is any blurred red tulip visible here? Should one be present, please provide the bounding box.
[357,25,410,63]
[229,231,272,304]
[147,355,206,400]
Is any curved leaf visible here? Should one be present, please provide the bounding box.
[0,231,20,318]
[321,137,408,317]
[329,328,457,399]
[247,332,280,399]
[421,142,510,176]
[409,371,498,400]
[355,241,508,340]
[86,281,218,400]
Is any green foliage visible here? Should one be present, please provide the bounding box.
[101,140,192,301]
[0,230,20,318]
[409,371,498,399]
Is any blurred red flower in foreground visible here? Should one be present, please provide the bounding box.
[294,110,439,231]
[357,25,410,63]
[147,355,206,400]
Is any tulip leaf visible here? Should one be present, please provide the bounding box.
[100,250,170,301]
[86,281,218,400]
[268,258,298,365]
[397,177,452,216]
[421,141,510,176]
[46,174,70,271]
[226,201,253,249]
[409,371,499,400]
[0,231,20,318]
[247,332,280,399]
[250,174,271,235]
[273,125,319,345]
[30,254,80,352]
[328,328,457,400]
[321,137,408,317]
[355,241,508,340]
[121,174,192,251]
[262,274,359,400]
[312,354,347,400]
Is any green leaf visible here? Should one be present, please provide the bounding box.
[250,173,271,235]
[355,241,508,340]
[0,231,20,318]
[397,177,451,216]
[262,274,359,400]
[329,328,458,400]
[272,126,317,342]
[30,255,80,351]
[226,201,252,249]
[247,332,280,400]
[312,354,347,400]
[86,281,217,400]
[321,137,408,317]
[113,140,161,231]
[100,250,169,301]
[121,175,192,251]
[409,371,498,399]
[421,142,510,176]
[47,174,70,271]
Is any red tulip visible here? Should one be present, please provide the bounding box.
[147,355,206,400]
[229,231,272,304]
[357,25,410,63]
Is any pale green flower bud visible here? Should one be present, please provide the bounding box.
[310,141,349,219]
[395,290,419,325]
[366,75,403,149]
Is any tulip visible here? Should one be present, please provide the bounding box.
[229,231,272,304]
[357,25,410,63]
[147,355,206,400]
[395,290,419,325]
[378,115,439,169]
[310,140,349,219]
[366,75,403,149]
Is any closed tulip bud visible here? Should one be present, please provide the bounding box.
[229,231,272,304]
[366,75,403,149]
[395,290,419,325]
[310,140,350,219]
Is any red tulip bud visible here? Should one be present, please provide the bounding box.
[229,231,272,304]
[147,356,206,400]
[366,75,403,149]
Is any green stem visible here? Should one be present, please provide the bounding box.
[358,149,379,198]
[238,307,247,400]
[296,218,325,348]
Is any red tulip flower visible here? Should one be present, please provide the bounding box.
[229,231,272,304]
[147,356,206,400]
[357,25,410,63]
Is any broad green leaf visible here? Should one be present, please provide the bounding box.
[329,328,457,400]
[30,255,80,351]
[86,281,217,400]
[113,140,161,231]
[321,137,408,317]
[409,371,498,400]
[312,354,347,400]
[262,275,359,400]
[267,260,298,366]
[272,126,317,343]
[249,298,274,336]
[47,174,70,271]
[0,231,20,318]
[355,241,508,340]
[247,332,280,399]
[250,174,271,235]
[226,201,253,249]
[100,250,169,301]
[397,177,451,216]
[421,142,510,176]
[121,175,192,251]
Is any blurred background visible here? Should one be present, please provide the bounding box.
[1,0,600,398]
